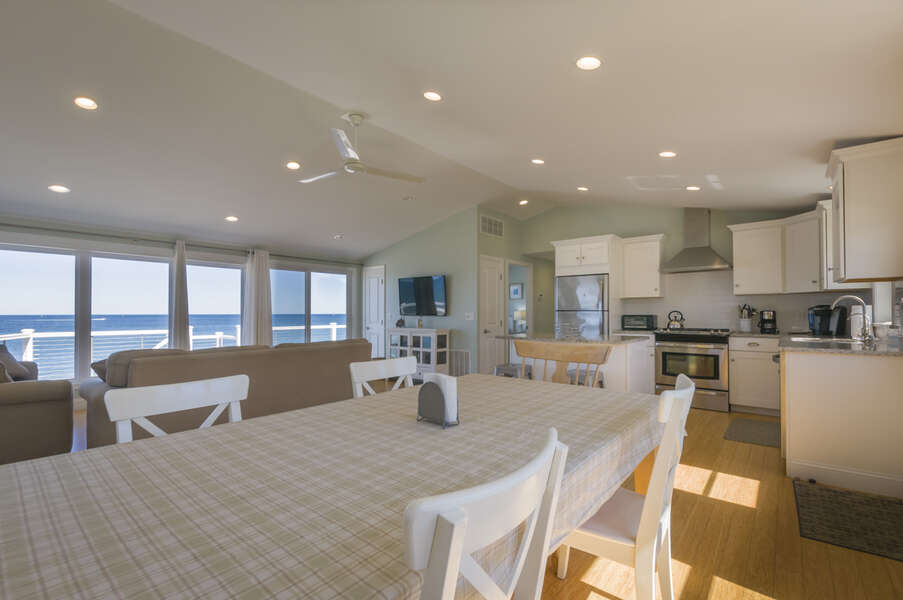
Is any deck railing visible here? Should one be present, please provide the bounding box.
[0,322,346,380]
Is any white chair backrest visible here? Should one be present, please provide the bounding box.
[636,373,694,552]
[349,356,417,398]
[404,428,568,600]
[104,374,250,444]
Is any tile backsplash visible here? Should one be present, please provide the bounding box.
[621,270,873,333]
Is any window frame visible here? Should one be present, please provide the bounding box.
[269,258,353,344]
[185,260,245,348]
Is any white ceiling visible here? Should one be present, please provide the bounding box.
[3,1,903,260]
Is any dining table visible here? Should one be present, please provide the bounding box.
[0,374,663,599]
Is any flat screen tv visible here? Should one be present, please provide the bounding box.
[399,275,447,316]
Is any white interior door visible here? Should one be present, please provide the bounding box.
[479,255,506,374]
[363,265,385,358]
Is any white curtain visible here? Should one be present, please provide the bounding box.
[168,240,191,350]
[241,249,273,346]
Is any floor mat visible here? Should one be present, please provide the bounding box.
[723,418,780,447]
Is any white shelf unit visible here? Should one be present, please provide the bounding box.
[387,328,450,380]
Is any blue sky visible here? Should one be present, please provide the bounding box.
[0,249,347,315]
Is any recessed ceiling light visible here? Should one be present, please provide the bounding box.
[531,158,545,165]
[685,185,701,191]
[423,91,442,102]
[285,161,301,170]
[333,233,344,240]
[658,151,677,158]
[73,97,98,110]
[519,199,529,206]
[827,184,833,191]
[575,56,602,70]
[225,215,239,222]
[577,186,589,192]
[48,184,70,193]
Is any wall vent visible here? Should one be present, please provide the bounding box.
[449,350,471,376]
[480,215,504,238]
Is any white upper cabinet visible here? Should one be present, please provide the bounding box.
[783,212,820,293]
[552,235,618,276]
[817,200,866,290]
[621,234,663,298]
[729,221,784,295]
[827,137,903,282]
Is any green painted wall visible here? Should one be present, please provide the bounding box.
[364,206,479,365]
[478,208,556,335]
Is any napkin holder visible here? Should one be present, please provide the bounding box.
[417,373,459,428]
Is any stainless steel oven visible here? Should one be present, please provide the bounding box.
[655,333,730,411]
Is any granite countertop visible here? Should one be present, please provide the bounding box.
[494,334,648,345]
[779,335,903,357]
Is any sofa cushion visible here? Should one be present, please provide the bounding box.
[91,360,108,382]
[0,363,12,384]
[0,344,30,381]
[105,348,187,387]
[190,345,268,355]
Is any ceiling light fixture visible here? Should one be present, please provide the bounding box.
[575,56,602,70]
[73,97,98,110]
[827,184,833,191]
[48,184,70,193]
[285,161,300,170]
[577,186,589,192]
[423,91,442,102]
[519,199,529,206]
[531,158,545,165]
[658,151,677,158]
[685,185,701,191]
[225,215,239,222]
[333,233,344,240]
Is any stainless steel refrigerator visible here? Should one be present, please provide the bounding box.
[555,274,609,340]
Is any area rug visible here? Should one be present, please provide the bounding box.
[793,480,903,561]
[723,418,780,447]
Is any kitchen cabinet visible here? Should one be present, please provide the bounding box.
[816,200,866,291]
[552,235,618,276]
[783,212,820,293]
[728,222,784,294]
[625,333,656,394]
[729,336,780,413]
[621,234,663,298]
[827,137,903,282]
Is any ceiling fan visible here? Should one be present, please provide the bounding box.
[299,113,424,184]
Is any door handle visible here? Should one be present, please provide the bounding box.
[483,329,491,334]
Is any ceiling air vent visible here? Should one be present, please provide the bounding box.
[480,215,504,238]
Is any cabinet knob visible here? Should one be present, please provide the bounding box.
[811,280,817,284]
[735,284,739,288]
[654,288,658,292]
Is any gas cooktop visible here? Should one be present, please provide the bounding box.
[655,328,732,334]
[654,328,732,343]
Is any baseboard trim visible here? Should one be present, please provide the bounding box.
[730,404,780,417]
[787,458,903,498]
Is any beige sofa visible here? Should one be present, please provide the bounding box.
[0,379,73,465]
[81,339,371,448]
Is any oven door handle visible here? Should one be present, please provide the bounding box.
[655,341,726,350]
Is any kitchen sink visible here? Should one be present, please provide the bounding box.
[789,336,862,345]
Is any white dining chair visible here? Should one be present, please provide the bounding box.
[104,374,250,444]
[349,356,417,398]
[555,373,695,600]
[403,428,568,600]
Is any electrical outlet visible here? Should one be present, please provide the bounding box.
[465,312,475,321]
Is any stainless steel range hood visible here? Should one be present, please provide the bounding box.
[660,208,732,273]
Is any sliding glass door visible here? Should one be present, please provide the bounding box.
[270,268,307,344]
[187,264,242,348]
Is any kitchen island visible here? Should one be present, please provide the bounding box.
[780,335,903,498]
[496,333,655,394]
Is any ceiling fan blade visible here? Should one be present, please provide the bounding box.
[360,165,424,184]
[331,128,360,162]
[298,171,338,184]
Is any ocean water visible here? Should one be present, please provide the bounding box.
[0,313,347,380]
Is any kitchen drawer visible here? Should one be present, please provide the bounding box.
[729,336,780,352]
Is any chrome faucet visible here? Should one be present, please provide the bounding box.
[831,295,873,344]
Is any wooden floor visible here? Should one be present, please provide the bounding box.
[541,409,903,600]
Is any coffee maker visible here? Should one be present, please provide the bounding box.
[759,309,777,334]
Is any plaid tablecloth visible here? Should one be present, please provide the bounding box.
[0,374,661,599]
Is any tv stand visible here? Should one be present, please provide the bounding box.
[388,328,449,380]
